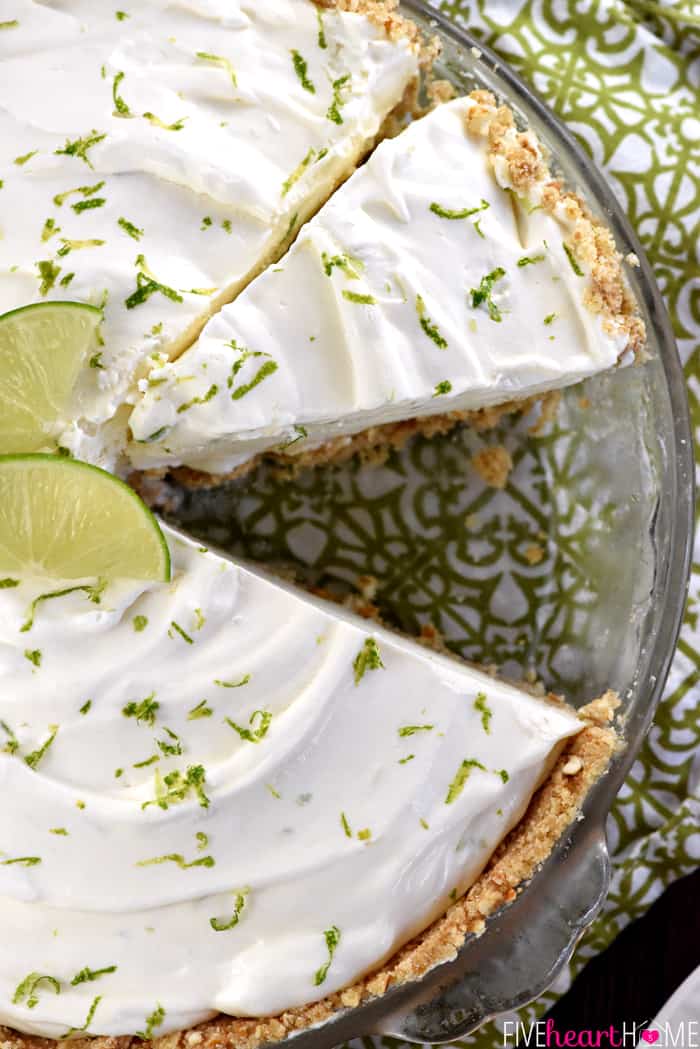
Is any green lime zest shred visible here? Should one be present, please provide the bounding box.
[136,1003,166,1040]
[196,51,237,89]
[177,383,218,414]
[66,995,102,1037]
[517,253,545,267]
[119,217,144,240]
[37,260,61,296]
[137,851,215,870]
[563,241,584,276]
[445,758,487,804]
[291,49,315,93]
[225,709,271,744]
[71,966,117,986]
[398,724,434,737]
[342,290,375,306]
[25,726,58,770]
[416,294,448,349]
[429,199,489,220]
[469,267,506,322]
[122,692,159,727]
[327,73,351,124]
[313,925,341,986]
[12,973,60,1009]
[210,890,247,932]
[353,637,384,685]
[125,255,183,310]
[55,130,106,168]
[187,700,213,720]
[474,691,493,733]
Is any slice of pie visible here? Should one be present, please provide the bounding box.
[128,92,644,480]
[0,525,616,1041]
[0,0,419,466]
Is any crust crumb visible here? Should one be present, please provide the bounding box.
[471,445,513,489]
[525,544,544,565]
[562,755,584,776]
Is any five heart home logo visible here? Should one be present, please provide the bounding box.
[641,1033,660,1045]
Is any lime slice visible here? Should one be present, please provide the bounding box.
[0,301,102,454]
[0,455,170,581]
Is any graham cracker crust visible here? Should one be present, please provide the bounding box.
[0,694,619,1049]
[135,394,546,494]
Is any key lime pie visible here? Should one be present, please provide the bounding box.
[0,2,640,1046]
[127,93,644,480]
[0,456,617,1047]
[0,0,419,465]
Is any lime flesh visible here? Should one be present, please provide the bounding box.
[0,301,102,454]
[0,455,170,581]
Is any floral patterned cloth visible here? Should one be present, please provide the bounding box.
[171,0,700,1036]
[430,0,700,1032]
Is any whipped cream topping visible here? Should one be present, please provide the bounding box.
[0,527,581,1037]
[0,0,417,467]
[129,96,632,474]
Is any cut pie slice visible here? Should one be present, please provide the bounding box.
[128,92,645,479]
[0,523,616,1040]
[0,0,419,465]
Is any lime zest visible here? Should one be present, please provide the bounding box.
[416,294,448,349]
[469,267,506,322]
[353,637,384,685]
[187,700,213,720]
[210,890,248,932]
[21,580,106,633]
[474,691,492,733]
[122,693,159,726]
[327,73,351,124]
[54,130,106,169]
[291,49,315,93]
[225,709,271,744]
[136,851,215,870]
[13,972,60,1008]
[70,966,117,986]
[445,758,487,804]
[66,995,102,1037]
[313,926,341,986]
[196,51,237,89]
[136,1004,165,1040]
[25,726,58,769]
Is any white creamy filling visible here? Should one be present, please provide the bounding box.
[0,528,582,1037]
[0,0,417,468]
[127,96,630,474]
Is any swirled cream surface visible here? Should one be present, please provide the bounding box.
[0,0,417,467]
[129,96,631,473]
[0,527,581,1037]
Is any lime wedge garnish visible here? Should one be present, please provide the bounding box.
[0,454,170,581]
[0,301,102,453]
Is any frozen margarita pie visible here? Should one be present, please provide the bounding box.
[128,92,644,479]
[0,0,419,466]
[0,518,616,1043]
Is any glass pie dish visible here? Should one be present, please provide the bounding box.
[167,0,695,1040]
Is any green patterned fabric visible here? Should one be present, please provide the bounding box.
[171,0,700,1035]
